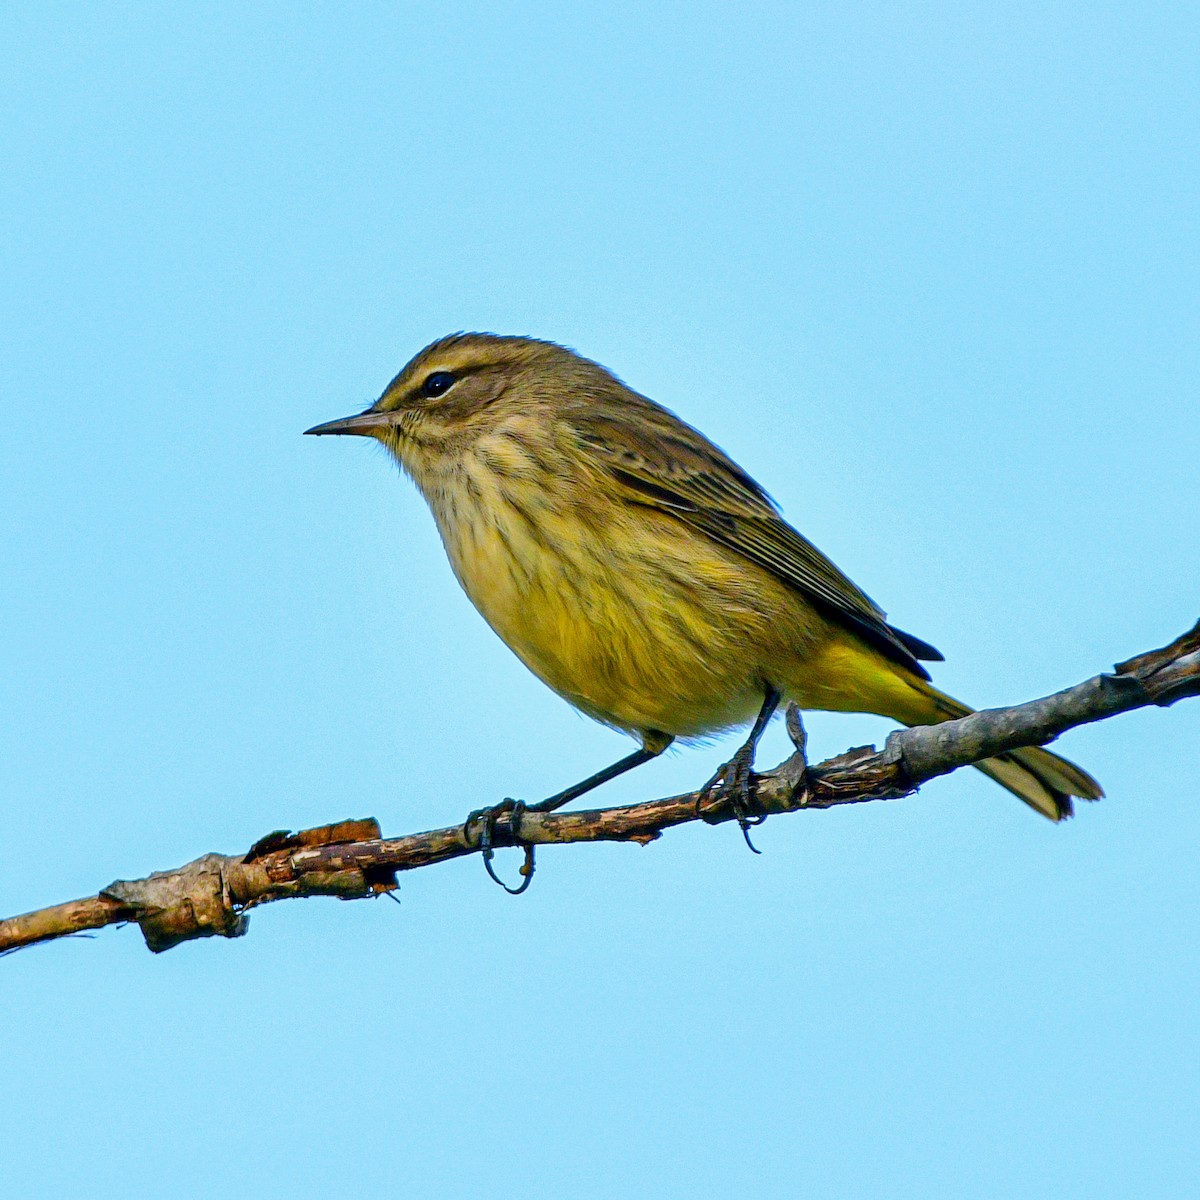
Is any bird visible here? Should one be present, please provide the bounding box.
[306,333,1101,873]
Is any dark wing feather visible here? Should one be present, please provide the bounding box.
[573,403,942,678]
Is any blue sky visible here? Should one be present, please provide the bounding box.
[2,4,1198,1197]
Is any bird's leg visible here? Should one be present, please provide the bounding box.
[526,732,675,813]
[699,686,781,853]
[464,732,675,892]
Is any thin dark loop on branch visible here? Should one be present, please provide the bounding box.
[482,844,536,895]
[465,800,538,894]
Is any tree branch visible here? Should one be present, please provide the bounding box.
[3,620,1197,956]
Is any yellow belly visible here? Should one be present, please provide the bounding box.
[425,452,872,740]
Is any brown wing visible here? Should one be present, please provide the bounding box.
[572,401,942,679]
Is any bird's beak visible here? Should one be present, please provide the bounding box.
[304,410,394,437]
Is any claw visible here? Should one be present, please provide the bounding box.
[693,686,780,853]
[464,799,536,895]
[698,748,767,853]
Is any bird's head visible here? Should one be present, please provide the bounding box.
[305,332,613,479]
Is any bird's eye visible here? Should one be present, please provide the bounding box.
[421,371,457,399]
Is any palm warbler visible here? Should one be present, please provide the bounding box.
[307,333,1101,830]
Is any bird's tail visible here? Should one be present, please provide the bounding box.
[886,679,1103,821]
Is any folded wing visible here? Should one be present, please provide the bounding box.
[573,402,943,679]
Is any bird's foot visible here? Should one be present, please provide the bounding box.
[698,746,768,853]
[462,799,536,895]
